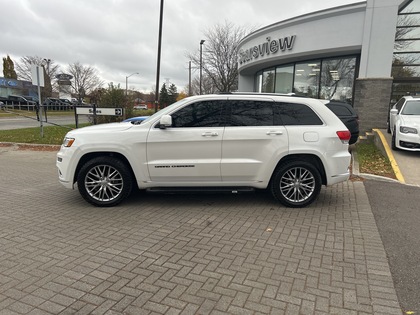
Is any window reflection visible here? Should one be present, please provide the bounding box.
[262,69,275,92]
[254,57,357,103]
[320,58,356,103]
[275,65,294,93]
[392,0,420,101]
[294,61,320,98]
[228,101,274,126]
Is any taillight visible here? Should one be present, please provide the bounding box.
[336,130,351,142]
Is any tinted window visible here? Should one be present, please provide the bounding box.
[277,102,323,125]
[226,100,275,126]
[326,104,353,116]
[171,101,223,127]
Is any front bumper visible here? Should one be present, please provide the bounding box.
[56,146,78,189]
[397,132,420,151]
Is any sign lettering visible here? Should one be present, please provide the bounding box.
[239,35,296,65]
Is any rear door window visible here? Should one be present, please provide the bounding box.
[226,100,275,126]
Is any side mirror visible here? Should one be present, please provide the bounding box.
[390,108,399,115]
[159,115,172,129]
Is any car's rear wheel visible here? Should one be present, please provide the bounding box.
[77,157,133,207]
[270,161,322,208]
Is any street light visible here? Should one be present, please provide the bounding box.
[155,0,165,112]
[126,72,139,97]
[200,39,205,95]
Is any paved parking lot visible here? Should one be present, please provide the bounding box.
[0,145,402,314]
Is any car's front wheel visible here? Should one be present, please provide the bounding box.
[391,128,398,150]
[270,161,322,208]
[77,156,133,207]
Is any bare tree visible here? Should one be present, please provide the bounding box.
[186,75,218,96]
[187,21,252,93]
[391,10,420,80]
[14,56,60,97]
[15,56,59,82]
[394,13,419,51]
[67,62,103,101]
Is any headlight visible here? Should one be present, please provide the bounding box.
[62,137,75,147]
[400,126,418,134]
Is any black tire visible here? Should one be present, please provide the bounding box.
[270,161,322,208]
[387,122,391,134]
[391,128,398,150]
[77,156,133,207]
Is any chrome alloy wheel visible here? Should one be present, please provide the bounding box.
[279,166,315,203]
[84,164,124,202]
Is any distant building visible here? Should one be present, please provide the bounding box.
[0,77,38,99]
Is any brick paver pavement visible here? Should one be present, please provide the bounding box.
[0,145,402,314]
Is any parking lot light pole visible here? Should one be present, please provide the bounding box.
[154,0,164,113]
[126,72,139,97]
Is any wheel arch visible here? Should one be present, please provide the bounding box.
[269,154,327,186]
[74,152,137,187]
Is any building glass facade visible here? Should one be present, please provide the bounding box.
[255,56,358,104]
[392,0,420,103]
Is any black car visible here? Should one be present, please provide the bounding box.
[322,100,359,145]
[6,95,37,106]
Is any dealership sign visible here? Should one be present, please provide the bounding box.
[0,78,19,87]
[76,107,123,116]
[239,35,296,65]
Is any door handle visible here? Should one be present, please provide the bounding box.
[202,132,219,137]
[266,131,283,135]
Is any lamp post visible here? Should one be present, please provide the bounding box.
[126,72,139,97]
[200,39,205,95]
[188,61,192,96]
[155,0,164,112]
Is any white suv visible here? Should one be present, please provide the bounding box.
[57,94,351,208]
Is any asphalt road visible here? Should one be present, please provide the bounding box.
[0,114,88,130]
[365,179,420,313]
[379,129,420,186]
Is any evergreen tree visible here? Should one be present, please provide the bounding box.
[159,84,170,108]
[2,55,17,79]
[168,83,178,105]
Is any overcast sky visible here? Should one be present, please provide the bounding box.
[0,0,359,93]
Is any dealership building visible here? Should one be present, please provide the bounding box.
[238,0,419,132]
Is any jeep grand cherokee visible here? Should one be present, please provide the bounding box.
[57,93,351,208]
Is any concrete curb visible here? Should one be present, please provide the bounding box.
[0,142,60,151]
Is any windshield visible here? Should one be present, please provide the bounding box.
[141,97,194,123]
[402,101,420,115]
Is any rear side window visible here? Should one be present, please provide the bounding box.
[226,100,275,126]
[276,102,323,125]
[171,100,223,127]
[326,104,353,116]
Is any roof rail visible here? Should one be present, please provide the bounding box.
[217,92,297,97]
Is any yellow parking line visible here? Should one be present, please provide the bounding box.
[373,129,405,183]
